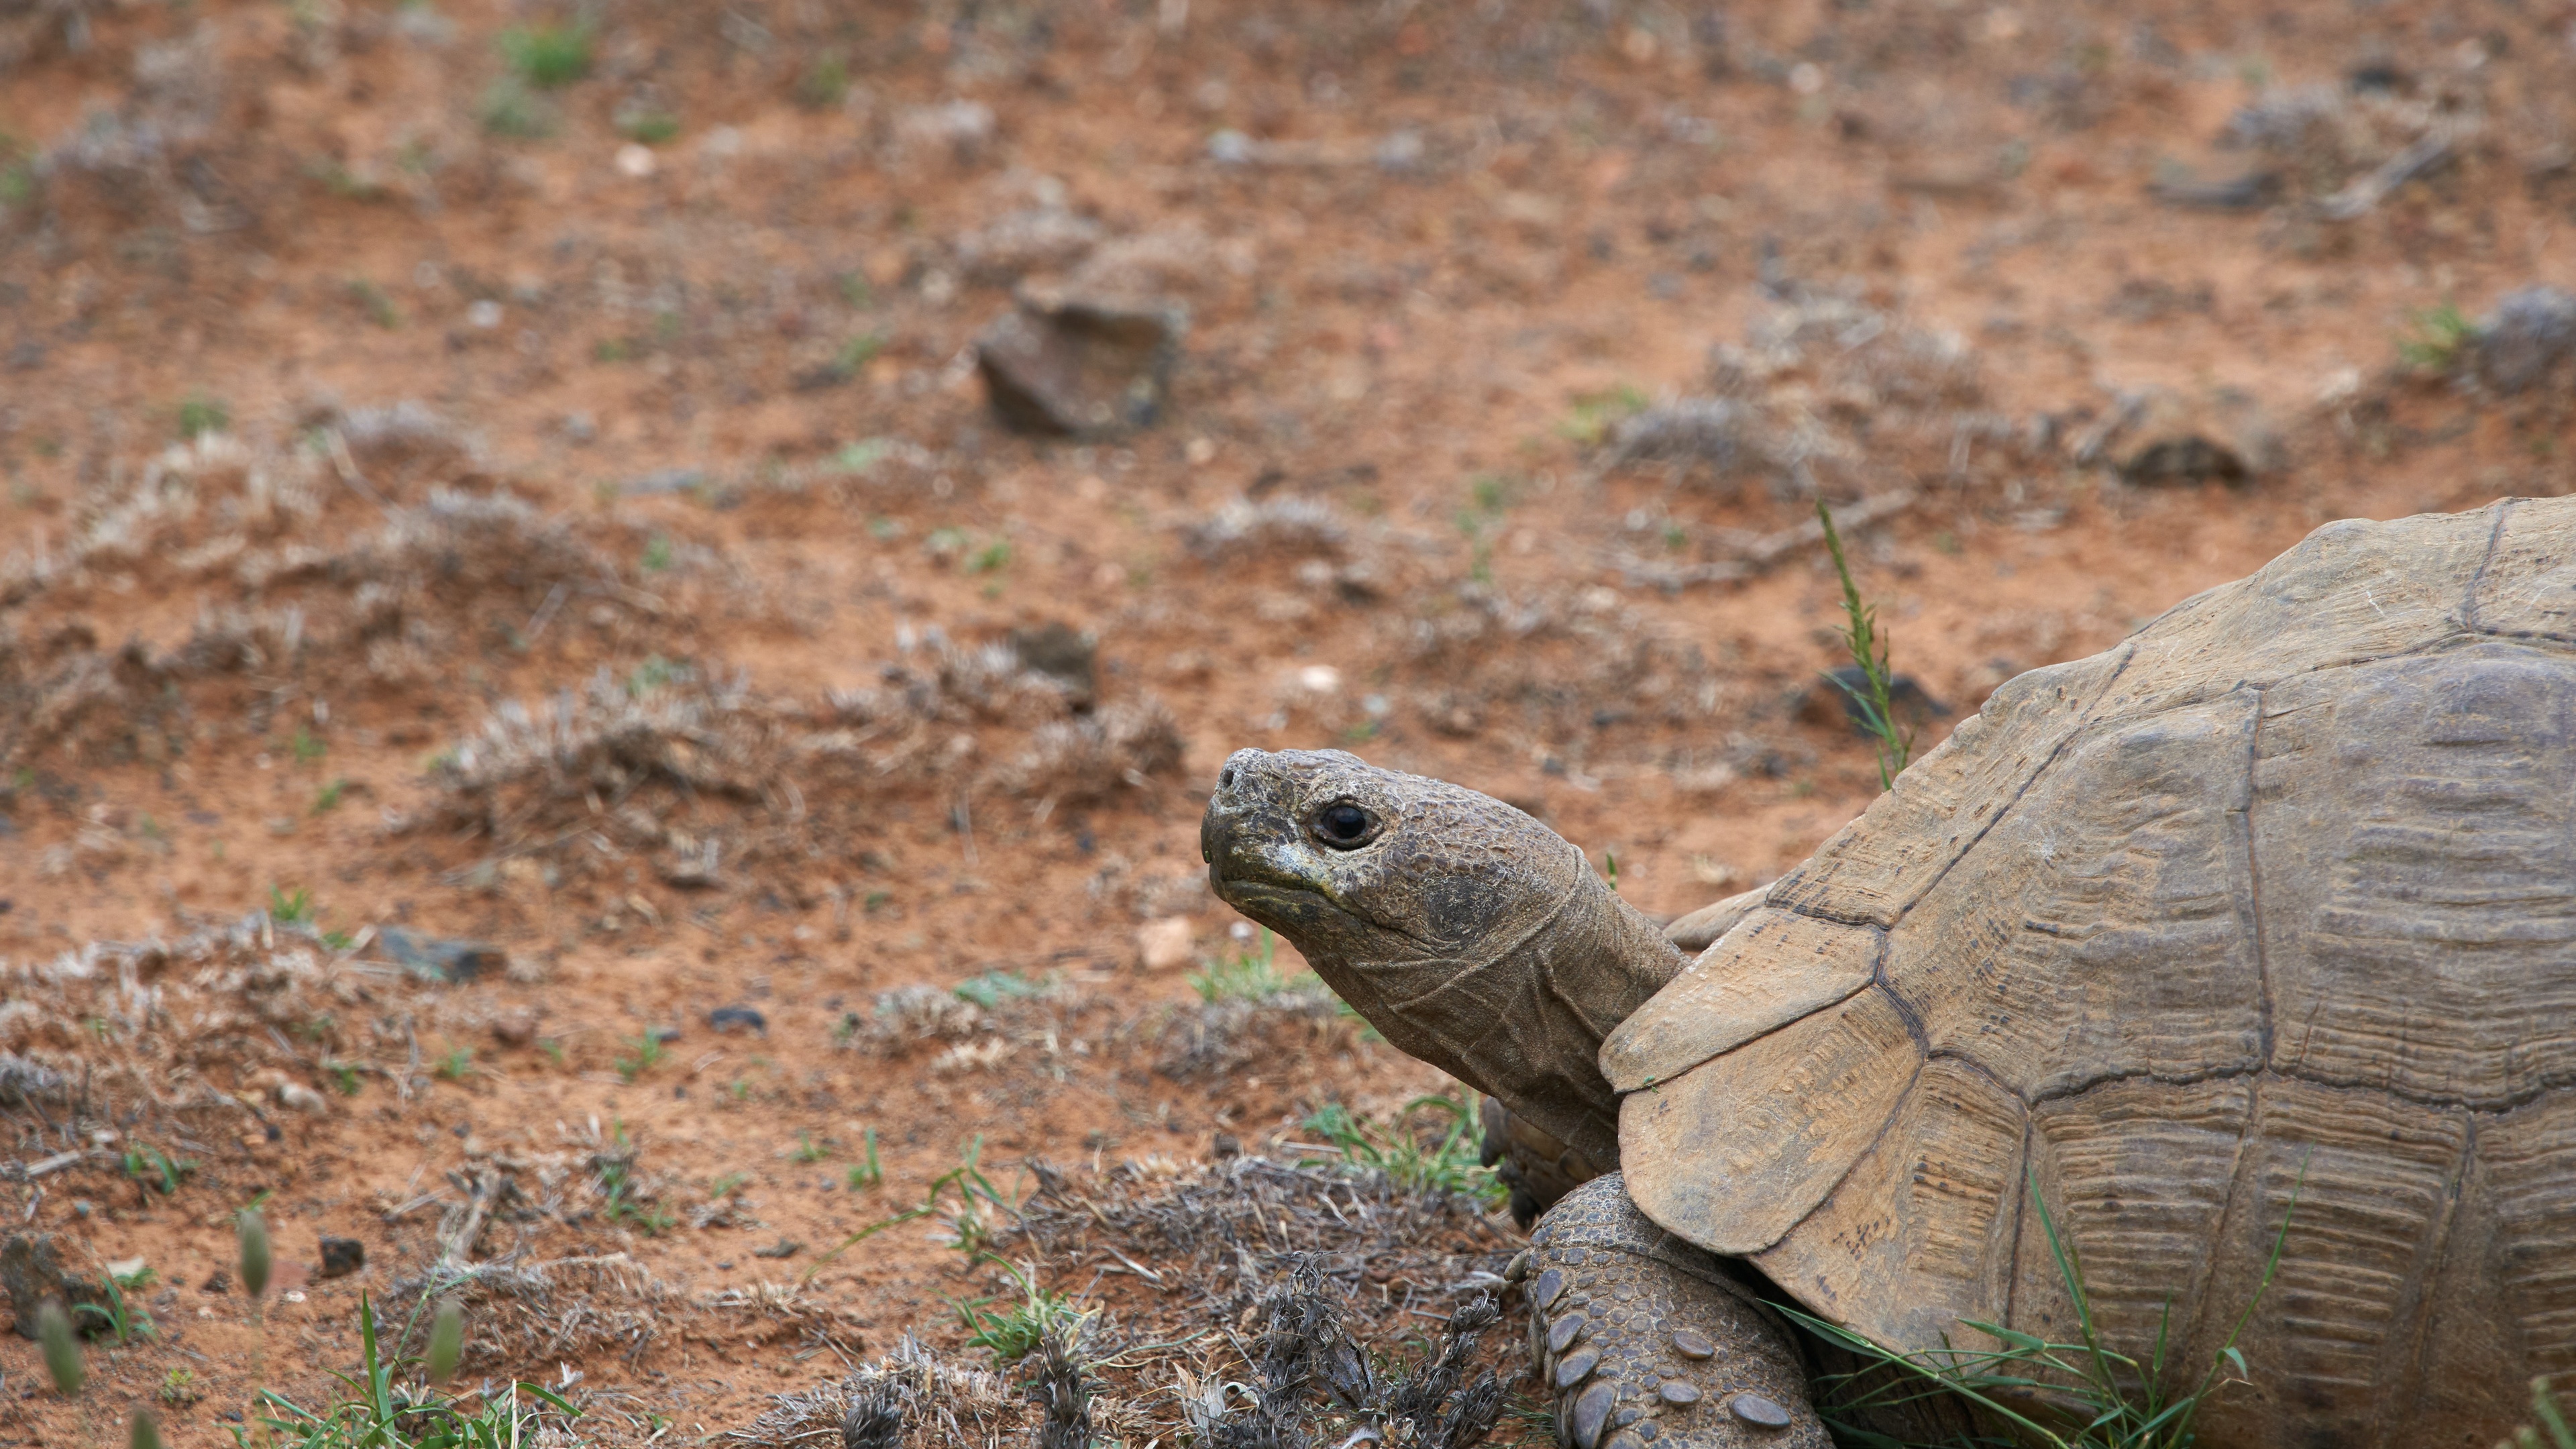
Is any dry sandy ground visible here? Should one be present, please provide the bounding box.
[0,0,2571,1442]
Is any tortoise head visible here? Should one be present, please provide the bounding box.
[1201,747,1684,1168]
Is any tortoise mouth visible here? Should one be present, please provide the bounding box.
[1207,858,1332,916]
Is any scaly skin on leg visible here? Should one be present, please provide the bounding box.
[1509,1176,1829,1449]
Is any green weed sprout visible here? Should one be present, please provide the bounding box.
[953,1260,1089,1363]
[1297,1093,1507,1212]
[237,1292,578,1447]
[804,1134,1018,1283]
[498,22,592,87]
[1817,496,1914,790]
[1188,928,1294,1002]
[847,1128,883,1190]
[2399,302,2476,375]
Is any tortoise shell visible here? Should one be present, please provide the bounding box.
[1601,496,2576,1444]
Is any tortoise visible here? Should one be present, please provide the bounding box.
[1201,496,2576,1449]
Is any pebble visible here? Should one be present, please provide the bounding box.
[317,1237,366,1279]
[974,290,1183,438]
[377,928,508,984]
[708,1006,767,1035]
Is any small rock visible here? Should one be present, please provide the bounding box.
[376,927,507,984]
[659,839,723,889]
[201,1270,229,1294]
[750,1239,803,1259]
[708,1006,767,1035]
[1009,622,1097,706]
[1137,917,1195,971]
[975,288,1184,437]
[615,143,657,178]
[1803,667,1949,736]
[2475,286,2576,395]
[317,1238,365,1279]
[1212,1132,1242,1159]
[490,1011,537,1048]
[277,1081,331,1115]
[3,1234,108,1340]
[562,412,598,444]
[2107,389,2280,485]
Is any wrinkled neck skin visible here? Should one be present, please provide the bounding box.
[1310,855,1683,1170]
[1201,748,1686,1172]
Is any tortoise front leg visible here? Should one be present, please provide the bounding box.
[1481,1095,1614,1228]
[1510,1175,1829,1449]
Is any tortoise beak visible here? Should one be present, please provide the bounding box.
[1201,749,1331,914]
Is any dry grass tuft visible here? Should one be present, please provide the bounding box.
[1152,980,1348,1081]
[389,1252,691,1370]
[1183,497,1350,560]
[1598,397,1780,486]
[435,663,771,830]
[727,1336,1020,1449]
[429,629,1181,894]
[731,1156,1518,1449]
[1002,698,1186,808]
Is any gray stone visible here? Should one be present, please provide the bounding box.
[376,928,506,984]
[975,288,1183,437]
[3,1234,107,1340]
[2476,286,2576,395]
[318,1237,365,1279]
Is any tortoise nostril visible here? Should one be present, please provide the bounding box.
[1220,766,1236,790]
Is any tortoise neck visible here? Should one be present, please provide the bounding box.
[1309,865,1686,1173]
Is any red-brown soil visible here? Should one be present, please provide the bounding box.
[0,0,2571,1442]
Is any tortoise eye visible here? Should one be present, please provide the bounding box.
[1312,802,1377,849]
